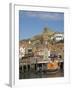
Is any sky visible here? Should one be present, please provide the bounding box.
[19,10,64,40]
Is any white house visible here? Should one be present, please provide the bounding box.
[19,47,25,59]
[51,33,64,42]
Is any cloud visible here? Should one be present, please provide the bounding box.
[24,11,64,21]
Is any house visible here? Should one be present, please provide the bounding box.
[51,32,64,42]
[34,47,51,61]
[19,47,25,59]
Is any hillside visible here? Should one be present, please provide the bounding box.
[19,27,64,59]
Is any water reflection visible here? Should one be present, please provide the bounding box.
[19,69,64,79]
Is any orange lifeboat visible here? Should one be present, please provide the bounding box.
[47,60,59,71]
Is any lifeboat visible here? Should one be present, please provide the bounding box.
[47,60,59,72]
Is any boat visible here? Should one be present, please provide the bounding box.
[46,60,60,73]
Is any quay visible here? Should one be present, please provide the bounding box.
[19,57,64,73]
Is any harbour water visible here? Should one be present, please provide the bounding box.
[19,69,64,79]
